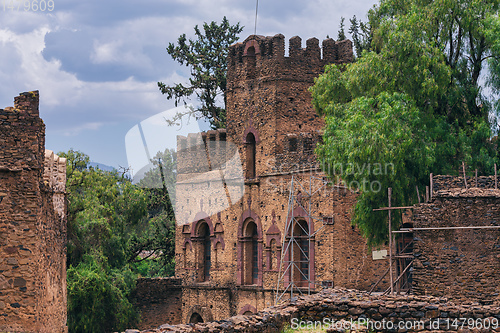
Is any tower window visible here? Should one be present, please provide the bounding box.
[246,132,256,179]
[289,137,298,152]
[303,137,313,152]
[293,220,309,287]
[242,220,259,285]
[196,221,211,282]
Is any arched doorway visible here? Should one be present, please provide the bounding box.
[189,312,203,324]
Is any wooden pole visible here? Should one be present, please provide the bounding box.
[416,186,421,204]
[425,186,429,203]
[462,162,468,188]
[388,187,393,295]
[430,173,433,200]
[495,164,497,190]
[475,169,478,188]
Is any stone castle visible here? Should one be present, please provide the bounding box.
[134,34,500,329]
[1,34,499,333]
[0,91,68,332]
[134,34,390,328]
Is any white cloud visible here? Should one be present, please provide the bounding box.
[91,40,122,64]
[0,0,380,167]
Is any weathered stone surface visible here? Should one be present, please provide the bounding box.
[162,34,389,327]
[0,91,67,333]
[413,175,500,304]
[124,288,500,333]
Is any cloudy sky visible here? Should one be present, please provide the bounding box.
[0,0,378,170]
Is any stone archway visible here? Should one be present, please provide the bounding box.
[185,305,214,324]
[189,312,203,324]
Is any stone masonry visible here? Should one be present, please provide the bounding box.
[412,175,500,304]
[132,35,389,328]
[0,91,67,332]
[128,288,500,333]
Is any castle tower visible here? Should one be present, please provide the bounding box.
[226,34,353,176]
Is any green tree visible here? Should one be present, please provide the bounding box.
[60,149,177,331]
[311,0,500,245]
[337,17,346,41]
[158,17,243,128]
[131,149,177,277]
[348,15,372,57]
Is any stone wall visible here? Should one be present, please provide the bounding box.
[125,288,500,332]
[0,91,67,333]
[412,175,500,304]
[133,278,183,329]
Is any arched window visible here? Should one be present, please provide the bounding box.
[246,132,256,179]
[196,221,211,282]
[246,46,256,79]
[242,220,259,285]
[292,220,309,287]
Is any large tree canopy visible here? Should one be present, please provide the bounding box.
[60,149,176,332]
[311,0,500,245]
[158,17,243,128]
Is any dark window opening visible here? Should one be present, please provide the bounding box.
[243,220,259,285]
[246,132,256,179]
[323,217,334,225]
[289,137,298,152]
[246,46,256,79]
[197,222,211,282]
[292,220,309,287]
[303,137,313,152]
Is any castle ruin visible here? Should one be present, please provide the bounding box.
[0,91,67,332]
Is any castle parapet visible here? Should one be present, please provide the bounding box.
[0,91,44,171]
[14,90,40,117]
[227,35,353,89]
[177,129,228,175]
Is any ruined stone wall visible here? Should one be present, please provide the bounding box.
[0,91,67,333]
[412,175,500,304]
[127,288,500,333]
[170,35,389,325]
[133,278,183,329]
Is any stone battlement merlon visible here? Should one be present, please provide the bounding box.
[227,35,353,92]
[14,90,40,117]
[176,129,227,175]
[0,91,45,172]
[43,150,67,193]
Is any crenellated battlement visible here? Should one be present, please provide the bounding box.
[177,129,227,175]
[227,34,352,89]
[43,150,67,192]
[14,90,40,117]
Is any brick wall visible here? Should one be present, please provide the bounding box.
[133,278,183,329]
[125,288,500,332]
[412,175,500,304]
[0,91,67,333]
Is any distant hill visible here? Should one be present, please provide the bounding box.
[89,161,116,172]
